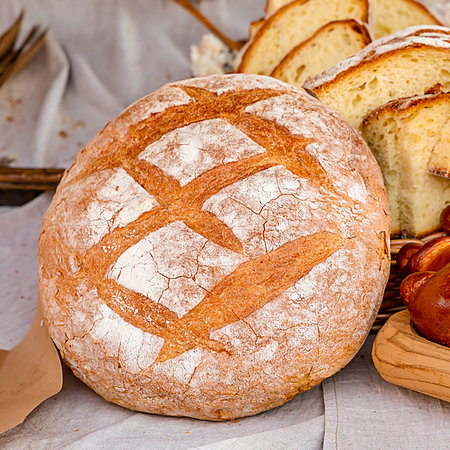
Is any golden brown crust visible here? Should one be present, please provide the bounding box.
[249,17,265,40]
[362,92,450,126]
[39,74,390,420]
[428,167,450,179]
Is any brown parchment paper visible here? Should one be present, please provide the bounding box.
[0,297,62,434]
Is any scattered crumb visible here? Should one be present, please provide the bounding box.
[74,429,79,432]
[71,120,85,130]
[59,130,68,139]
[7,97,22,107]
[6,116,13,122]
[185,431,190,434]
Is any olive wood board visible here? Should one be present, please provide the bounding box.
[372,309,450,403]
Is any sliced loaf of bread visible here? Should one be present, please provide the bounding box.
[237,0,370,75]
[362,92,450,237]
[249,18,265,41]
[271,20,371,89]
[304,26,450,130]
[264,0,442,38]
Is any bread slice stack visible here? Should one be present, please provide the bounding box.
[362,92,450,237]
[240,0,443,94]
[237,0,370,75]
[262,0,442,39]
[271,20,371,89]
[304,27,450,131]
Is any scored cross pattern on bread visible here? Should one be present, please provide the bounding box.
[56,83,344,362]
[39,74,390,419]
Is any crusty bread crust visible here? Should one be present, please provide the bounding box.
[39,74,390,420]
[249,17,264,40]
[428,167,450,179]
[362,91,450,120]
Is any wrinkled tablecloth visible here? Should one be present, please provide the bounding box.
[0,1,449,448]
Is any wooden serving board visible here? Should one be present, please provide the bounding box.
[372,309,450,402]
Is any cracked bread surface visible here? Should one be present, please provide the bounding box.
[304,26,450,131]
[271,20,371,90]
[362,92,450,236]
[39,74,390,420]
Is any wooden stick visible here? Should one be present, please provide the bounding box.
[172,0,244,51]
[0,168,64,190]
[0,182,58,191]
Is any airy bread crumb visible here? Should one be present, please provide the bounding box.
[362,92,450,237]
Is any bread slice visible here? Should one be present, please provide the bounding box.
[265,0,291,17]
[362,92,450,237]
[249,18,264,40]
[304,27,450,131]
[427,117,450,179]
[372,0,443,39]
[237,0,370,75]
[264,0,442,38]
[271,20,371,89]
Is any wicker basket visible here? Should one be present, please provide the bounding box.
[372,231,447,332]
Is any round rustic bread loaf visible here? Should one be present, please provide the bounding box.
[39,74,390,420]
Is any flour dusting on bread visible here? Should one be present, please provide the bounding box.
[39,74,390,420]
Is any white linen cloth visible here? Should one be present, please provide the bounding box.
[0,1,449,448]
